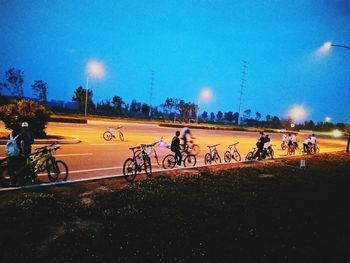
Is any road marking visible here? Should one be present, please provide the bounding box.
[89,143,118,146]
[54,153,93,157]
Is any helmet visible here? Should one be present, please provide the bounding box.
[21,122,29,127]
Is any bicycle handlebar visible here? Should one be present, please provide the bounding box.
[229,142,239,147]
[207,144,220,148]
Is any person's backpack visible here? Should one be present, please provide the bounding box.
[5,134,20,157]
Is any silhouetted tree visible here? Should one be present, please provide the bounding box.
[233,112,239,124]
[0,68,24,97]
[201,111,208,121]
[210,112,215,122]
[224,111,234,122]
[112,96,125,115]
[72,86,94,113]
[216,111,223,122]
[255,112,261,121]
[243,109,251,120]
[141,103,150,115]
[130,100,141,113]
[32,80,48,103]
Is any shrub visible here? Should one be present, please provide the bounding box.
[0,99,51,137]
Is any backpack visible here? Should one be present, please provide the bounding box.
[5,134,20,157]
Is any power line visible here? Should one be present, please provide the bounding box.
[238,60,247,125]
[149,70,155,117]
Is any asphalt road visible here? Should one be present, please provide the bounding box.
[0,120,347,182]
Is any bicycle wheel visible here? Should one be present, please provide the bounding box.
[144,156,152,177]
[191,144,201,155]
[214,154,221,164]
[123,158,137,182]
[245,151,254,161]
[162,154,176,169]
[281,142,287,150]
[224,151,231,163]
[269,148,274,159]
[204,153,211,165]
[119,131,124,141]
[315,145,320,153]
[103,131,113,141]
[233,151,241,161]
[47,159,68,182]
[183,154,196,167]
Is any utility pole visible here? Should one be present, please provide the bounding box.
[149,70,155,118]
[238,60,247,125]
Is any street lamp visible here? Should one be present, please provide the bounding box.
[320,41,350,152]
[196,87,212,123]
[84,60,105,117]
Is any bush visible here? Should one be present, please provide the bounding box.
[0,99,51,137]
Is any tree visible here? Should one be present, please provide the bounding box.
[161,98,176,115]
[243,109,251,120]
[112,96,125,115]
[201,111,208,121]
[216,111,223,122]
[233,112,239,124]
[141,103,150,115]
[0,68,24,97]
[177,100,193,122]
[210,112,215,122]
[255,112,261,121]
[224,111,234,122]
[0,99,51,137]
[130,100,141,113]
[32,80,48,103]
[95,100,114,116]
[72,86,94,113]
[266,114,272,122]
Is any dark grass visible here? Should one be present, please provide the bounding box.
[1,153,350,262]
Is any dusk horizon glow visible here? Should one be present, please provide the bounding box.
[1,0,349,123]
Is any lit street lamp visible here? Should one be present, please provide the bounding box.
[196,87,212,123]
[84,60,105,117]
[320,42,350,152]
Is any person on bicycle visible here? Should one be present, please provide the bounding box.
[310,133,317,150]
[170,131,182,166]
[263,134,273,159]
[303,136,311,154]
[180,127,195,151]
[254,132,265,160]
[291,133,298,147]
[9,122,34,185]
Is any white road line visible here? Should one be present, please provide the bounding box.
[54,153,93,157]
[89,143,118,146]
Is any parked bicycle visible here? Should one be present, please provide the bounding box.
[122,142,158,182]
[204,144,221,165]
[103,126,124,141]
[162,148,197,169]
[224,142,241,162]
[0,143,68,187]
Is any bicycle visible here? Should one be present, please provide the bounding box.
[245,147,258,161]
[122,143,156,182]
[162,148,197,169]
[245,145,274,161]
[224,142,241,162]
[103,126,124,141]
[302,143,320,154]
[0,143,68,187]
[287,143,300,156]
[180,140,200,156]
[204,144,221,165]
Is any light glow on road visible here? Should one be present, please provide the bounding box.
[332,129,342,138]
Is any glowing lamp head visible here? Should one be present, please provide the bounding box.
[200,87,212,101]
[87,60,105,78]
[288,105,307,122]
[325,116,331,123]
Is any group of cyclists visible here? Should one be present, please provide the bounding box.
[282,132,318,154]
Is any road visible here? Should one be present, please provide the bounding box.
[0,120,347,182]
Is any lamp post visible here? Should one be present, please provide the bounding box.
[84,60,105,117]
[196,87,212,124]
[320,42,350,152]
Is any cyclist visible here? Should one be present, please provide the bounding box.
[254,132,265,160]
[263,134,273,159]
[180,127,195,151]
[9,122,34,185]
[170,131,182,167]
[303,136,311,154]
[310,133,317,151]
[282,133,288,148]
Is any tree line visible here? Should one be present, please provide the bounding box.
[0,67,347,132]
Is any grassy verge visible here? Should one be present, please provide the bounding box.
[1,152,350,262]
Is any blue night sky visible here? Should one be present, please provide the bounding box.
[1,0,350,122]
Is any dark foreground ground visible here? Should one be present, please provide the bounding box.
[1,152,350,263]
